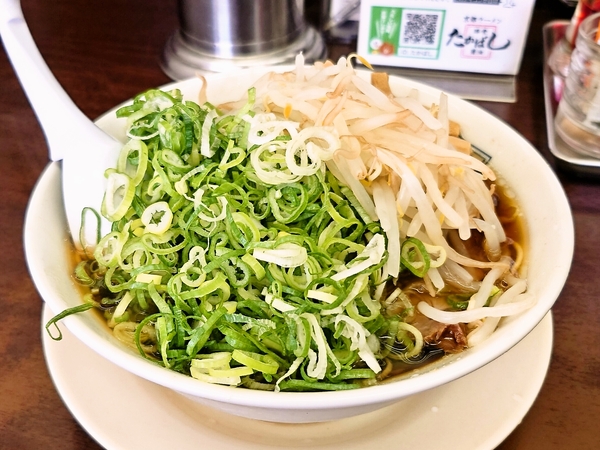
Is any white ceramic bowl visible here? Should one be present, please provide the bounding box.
[24,69,574,423]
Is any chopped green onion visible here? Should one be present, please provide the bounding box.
[400,237,431,277]
[51,81,473,392]
[231,349,279,375]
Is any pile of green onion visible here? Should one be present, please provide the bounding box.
[49,87,440,392]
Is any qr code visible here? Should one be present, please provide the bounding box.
[368,7,444,59]
[403,13,440,45]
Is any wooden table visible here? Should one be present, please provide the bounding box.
[1,1,598,448]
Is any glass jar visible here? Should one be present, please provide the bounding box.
[555,11,600,158]
[549,1,600,90]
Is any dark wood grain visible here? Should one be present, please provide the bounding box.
[1,1,598,448]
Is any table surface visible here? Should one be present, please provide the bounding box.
[1,1,599,448]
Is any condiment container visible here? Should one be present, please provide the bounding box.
[555,11,600,158]
[162,0,326,79]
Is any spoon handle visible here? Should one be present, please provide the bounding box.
[0,0,113,161]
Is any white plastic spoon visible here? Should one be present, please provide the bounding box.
[0,0,121,250]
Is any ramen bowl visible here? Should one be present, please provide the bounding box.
[24,68,574,423]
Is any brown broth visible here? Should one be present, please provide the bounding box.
[378,179,528,383]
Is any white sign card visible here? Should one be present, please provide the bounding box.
[356,0,536,75]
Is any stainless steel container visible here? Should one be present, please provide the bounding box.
[161,0,326,79]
